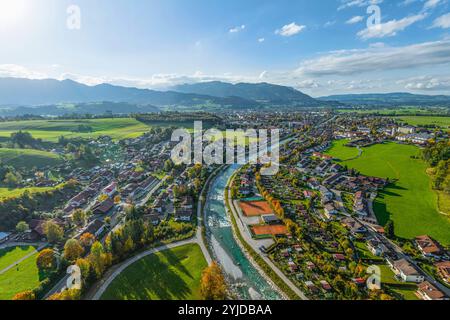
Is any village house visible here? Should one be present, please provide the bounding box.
[435,261,450,284]
[388,258,424,283]
[416,281,447,300]
[92,198,115,215]
[367,238,387,257]
[341,217,367,236]
[103,182,118,198]
[415,235,443,259]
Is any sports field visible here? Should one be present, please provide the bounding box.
[327,141,450,245]
[0,118,152,142]
[100,244,208,300]
[251,224,288,236]
[0,245,44,300]
[239,200,274,216]
[0,148,62,169]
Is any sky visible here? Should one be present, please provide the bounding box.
[0,0,450,97]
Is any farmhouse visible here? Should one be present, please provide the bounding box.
[92,198,115,215]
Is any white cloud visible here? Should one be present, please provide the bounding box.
[0,64,48,79]
[259,71,268,79]
[295,40,450,77]
[275,22,306,37]
[346,16,364,24]
[258,38,265,43]
[338,0,384,11]
[397,75,450,90]
[423,0,444,10]
[432,13,450,29]
[357,13,427,39]
[296,79,320,89]
[229,25,246,33]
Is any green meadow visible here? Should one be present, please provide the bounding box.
[327,141,450,245]
[0,118,152,142]
[0,246,44,300]
[325,139,360,160]
[101,244,208,300]
[0,148,62,169]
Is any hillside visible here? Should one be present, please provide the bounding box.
[172,81,324,107]
[0,78,259,110]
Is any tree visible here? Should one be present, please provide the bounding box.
[12,290,36,300]
[47,289,81,301]
[64,239,84,262]
[200,262,227,300]
[72,209,86,227]
[16,221,29,233]
[385,220,395,239]
[43,221,64,244]
[88,241,112,278]
[4,171,21,187]
[79,233,95,248]
[36,248,56,270]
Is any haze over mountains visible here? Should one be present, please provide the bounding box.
[0,77,449,117]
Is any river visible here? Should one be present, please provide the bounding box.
[203,164,282,300]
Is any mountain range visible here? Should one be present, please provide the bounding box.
[0,77,449,117]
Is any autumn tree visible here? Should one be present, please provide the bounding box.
[88,241,112,278]
[64,239,84,262]
[79,232,95,248]
[36,248,56,270]
[47,289,81,301]
[43,221,64,244]
[12,290,36,300]
[200,262,227,300]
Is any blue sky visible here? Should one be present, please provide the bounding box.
[0,0,450,96]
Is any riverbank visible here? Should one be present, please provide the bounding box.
[224,170,305,300]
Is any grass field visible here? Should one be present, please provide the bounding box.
[378,265,419,300]
[0,148,62,169]
[0,246,44,300]
[325,139,360,160]
[327,141,450,245]
[0,118,152,142]
[397,116,450,128]
[0,185,59,200]
[100,244,208,300]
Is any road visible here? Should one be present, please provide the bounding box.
[226,185,309,300]
[87,168,217,300]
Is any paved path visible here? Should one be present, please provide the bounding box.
[0,244,46,275]
[86,168,218,300]
[90,238,197,300]
[226,186,308,300]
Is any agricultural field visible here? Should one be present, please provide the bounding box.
[0,246,44,300]
[100,244,208,300]
[396,116,450,128]
[327,142,450,245]
[0,118,152,142]
[0,148,62,169]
